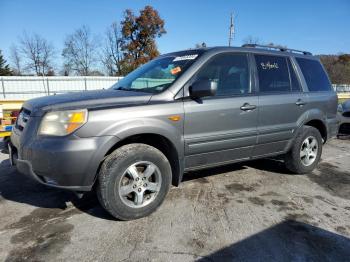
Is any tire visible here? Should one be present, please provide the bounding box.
[284,126,323,174]
[97,143,172,220]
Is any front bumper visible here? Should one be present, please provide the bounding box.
[15,158,92,191]
[11,124,120,191]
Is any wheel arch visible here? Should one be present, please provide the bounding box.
[303,119,327,142]
[97,132,184,187]
[296,109,328,143]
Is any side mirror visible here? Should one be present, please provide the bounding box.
[189,79,217,98]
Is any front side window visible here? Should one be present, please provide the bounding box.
[193,53,250,96]
[296,58,332,92]
[112,51,202,94]
[255,55,291,93]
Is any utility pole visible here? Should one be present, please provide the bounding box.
[228,13,234,47]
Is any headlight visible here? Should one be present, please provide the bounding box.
[38,109,88,136]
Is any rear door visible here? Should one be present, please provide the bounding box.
[295,57,338,138]
[253,54,308,156]
[183,52,258,170]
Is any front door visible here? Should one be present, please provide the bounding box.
[183,53,258,170]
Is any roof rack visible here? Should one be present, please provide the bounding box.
[241,44,312,55]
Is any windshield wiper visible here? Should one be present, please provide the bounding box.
[116,86,133,91]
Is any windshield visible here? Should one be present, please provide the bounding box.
[111,53,201,93]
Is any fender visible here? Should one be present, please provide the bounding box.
[105,117,184,159]
[285,108,328,152]
[297,108,327,129]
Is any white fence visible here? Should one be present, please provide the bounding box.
[0,76,123,99]
[335,84,350,93]
[0,76,349,100]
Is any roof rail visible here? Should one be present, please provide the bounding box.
[241,44,312,55]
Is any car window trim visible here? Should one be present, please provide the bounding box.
[182,52,254,100]
[295,57,333,92]
[253,54,301,94]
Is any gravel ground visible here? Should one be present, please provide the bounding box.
[0,138,349,262]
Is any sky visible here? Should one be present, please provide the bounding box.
[0,0,349,71]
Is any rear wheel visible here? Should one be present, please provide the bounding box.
[97,143,172,220]
[285,126,322,174]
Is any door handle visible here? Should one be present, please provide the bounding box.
[295,99,306,106]
[240,103,257,111]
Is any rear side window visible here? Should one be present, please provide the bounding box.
[296,58,332,91]
[255,55,291,93]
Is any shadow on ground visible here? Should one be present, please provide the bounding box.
[198,220,350,261]
[0,138,296,222]
[0,141,114,220]
[183,157,293,183]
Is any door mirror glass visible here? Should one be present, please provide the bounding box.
[190,79,217,98]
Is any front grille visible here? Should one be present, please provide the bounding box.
[15,108,31,131]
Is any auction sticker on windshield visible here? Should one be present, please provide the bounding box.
[173,54,198,61]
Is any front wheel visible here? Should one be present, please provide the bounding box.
[285,126,323,174]
[97,143,172,220]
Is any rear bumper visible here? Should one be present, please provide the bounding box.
[327,117,340,140]
[339,123,350,134]
[338,114,350,135]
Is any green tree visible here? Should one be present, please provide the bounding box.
[120,5,166,75]
[0,50,12,76]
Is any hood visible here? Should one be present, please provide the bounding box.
[23,89,152,116]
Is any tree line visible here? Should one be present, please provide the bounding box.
[319,54,350,85]
[243,35,350,85]
[1,11,350,84]
[0,5,165,77]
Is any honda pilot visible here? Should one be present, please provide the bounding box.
[10,45,338,220]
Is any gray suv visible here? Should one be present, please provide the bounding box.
[10,45,338,220]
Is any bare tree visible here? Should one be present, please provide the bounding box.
[195,42,207,48]
[101,22,123,76]
[62,25,99,76]
[19,32,55,75]
[10,44,22,75]
[243,35,261,45]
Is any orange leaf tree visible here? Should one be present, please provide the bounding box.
[120,6,166,75]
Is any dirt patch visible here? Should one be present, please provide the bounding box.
[190,238,205,249]
[225,183,259,195]
[271,200,300,212]
[217,193,231,205]
[248,197,266,206]
[260,191,280,197]
[324,213,332,218]
[195,177,210,184]
[284,213,314,224]
[308,162,350,199]
[4,206,81,262]
[335,226,348,235]
[301,196,314,204]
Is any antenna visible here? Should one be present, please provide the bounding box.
[228,13,234,47]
